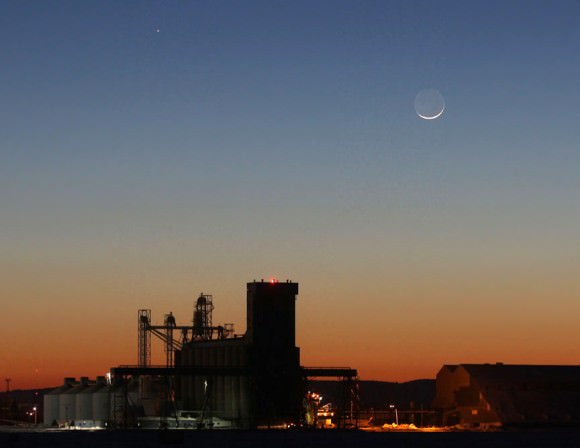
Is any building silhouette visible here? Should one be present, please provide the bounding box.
[175,280,303,428]
[433,364,580,428]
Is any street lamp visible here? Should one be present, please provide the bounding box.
[389,404,398,426]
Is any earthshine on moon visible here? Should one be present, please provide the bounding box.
[414,88,445,120]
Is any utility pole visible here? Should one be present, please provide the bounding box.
[5,378,11,393]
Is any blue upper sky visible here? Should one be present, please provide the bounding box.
[2,1,580,383]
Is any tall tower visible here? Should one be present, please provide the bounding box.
[138,310,152,367]
[246,280,302,426]
[246,280,298,348]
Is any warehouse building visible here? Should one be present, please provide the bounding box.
[433,364,580,428]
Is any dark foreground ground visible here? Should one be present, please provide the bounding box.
[3,429,580,448]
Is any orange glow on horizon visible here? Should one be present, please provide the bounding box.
[4,267,580,390]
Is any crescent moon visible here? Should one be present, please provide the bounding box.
[415,89,446,120]
[417,104,445,120]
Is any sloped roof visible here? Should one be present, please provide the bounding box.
[462,364,580,423]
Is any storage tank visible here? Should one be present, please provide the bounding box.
[43,378,76,427]
[76,377,98,426]
[59,377,90,426]
[92,378,111,428]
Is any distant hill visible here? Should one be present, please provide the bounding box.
[0,388,52,423]
[308,379,435,410]
[0,388,53,404]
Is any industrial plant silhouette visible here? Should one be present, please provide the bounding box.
[34,280,580,432]
[43,280,358,429]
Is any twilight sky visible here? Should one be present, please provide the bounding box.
[1,1,580,389]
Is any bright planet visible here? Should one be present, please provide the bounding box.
[414,88,445,120]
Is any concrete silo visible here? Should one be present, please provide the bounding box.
[92,378,111,428]
[43,377,76,427]
[59,377,90,426]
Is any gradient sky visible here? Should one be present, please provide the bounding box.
[2,1,580,389]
